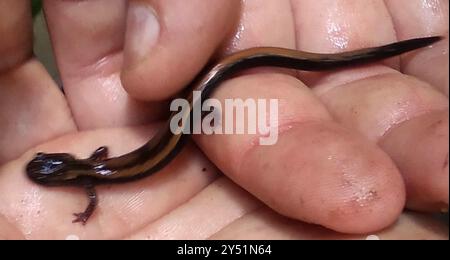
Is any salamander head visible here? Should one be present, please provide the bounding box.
[26,153,94,185]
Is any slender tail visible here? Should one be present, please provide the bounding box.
[199,36,443,100]
[307,36,443,70]
[228,36,443,72]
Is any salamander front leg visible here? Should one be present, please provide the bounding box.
[89,146,109,162]
[73,184,98,225]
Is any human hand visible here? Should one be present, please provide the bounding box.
[0,0,448,239]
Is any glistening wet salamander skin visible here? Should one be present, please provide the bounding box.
[25,36,442,224]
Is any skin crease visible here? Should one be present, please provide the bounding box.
[0,0,448,239]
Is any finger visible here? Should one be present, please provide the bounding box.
[44,0,126,70]
[126,178,261,239]
[0,125,217,239]
[0,1,75,163]
[379,110,449,211]
[224,0,296,51]
[195,73,406,234]
[291,0,400,87]
[211,207,357,240]
[318,74,449,211]
[222,0,297,78]
[210,209,449,240]
[385,0,449,96]
[120,0,240,101]
[0,0,32,71]
[292,0,450,212]
[44,0,163,129]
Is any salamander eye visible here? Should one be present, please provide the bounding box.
[36,153,46,159]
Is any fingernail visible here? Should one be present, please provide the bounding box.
[124,3,160,68]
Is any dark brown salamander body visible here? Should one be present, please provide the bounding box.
[26,36,442,224]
